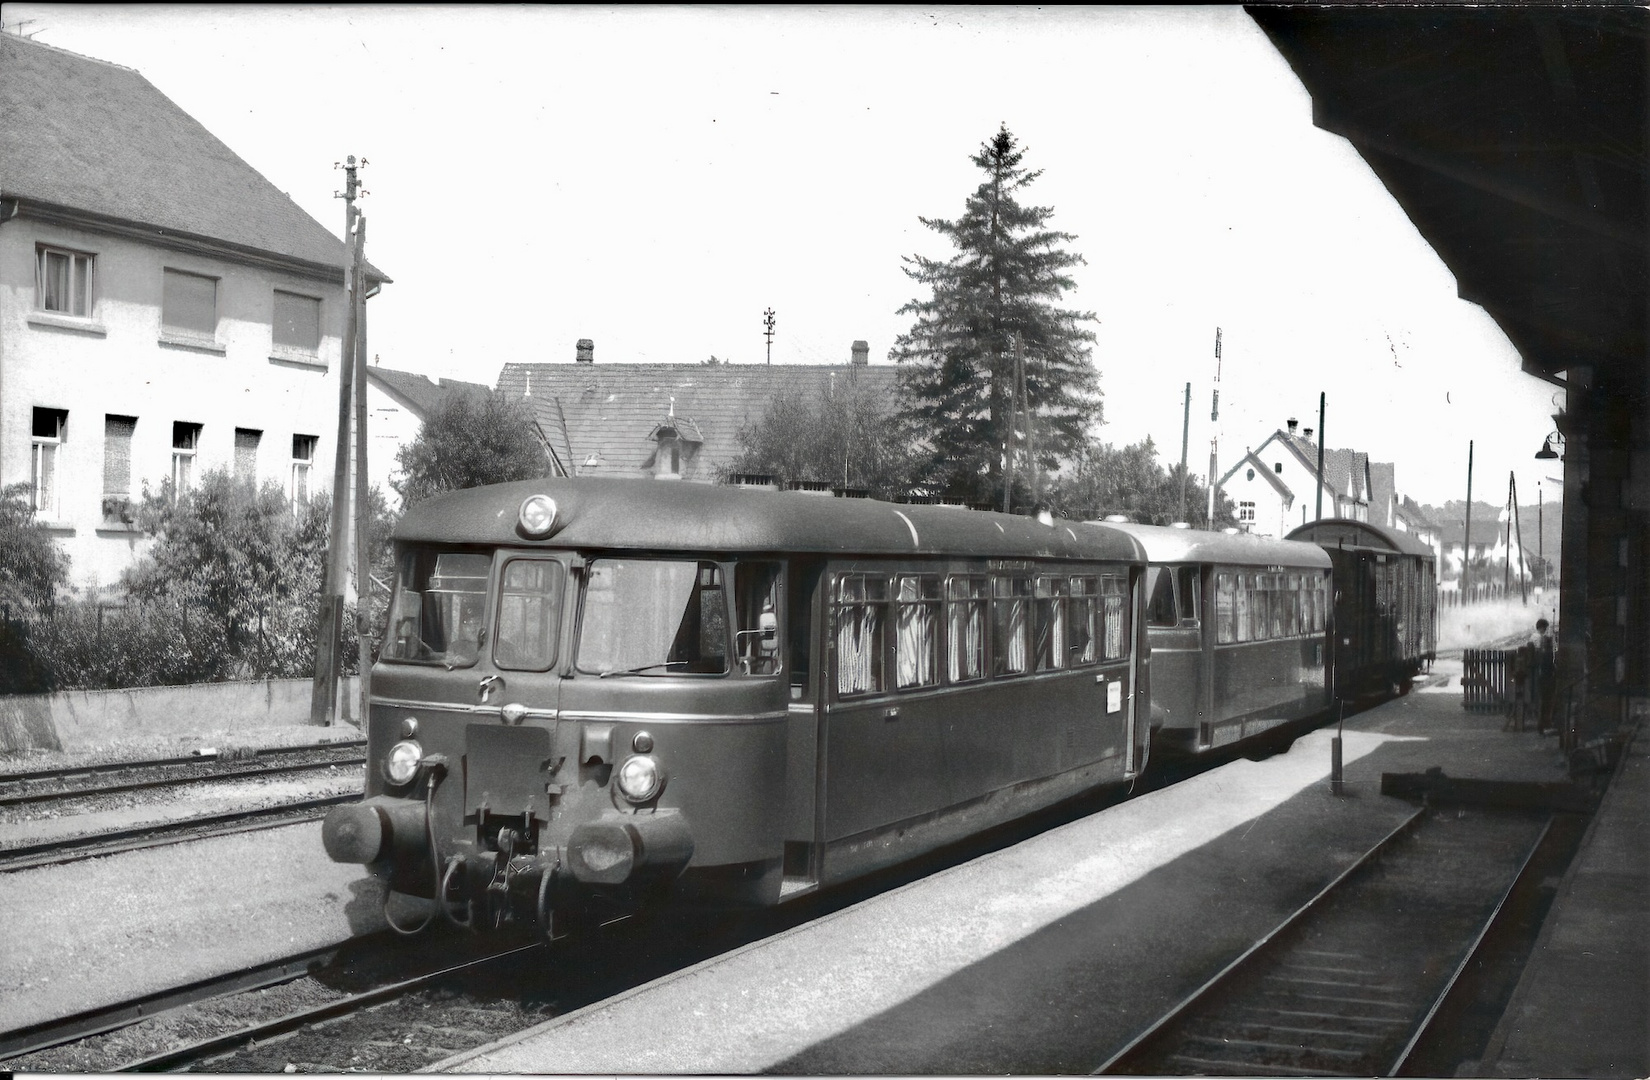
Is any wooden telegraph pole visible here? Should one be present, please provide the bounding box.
[1207,328,1222,527]
[311,155,366,726]
[353,215,373,727]
[1178,381,1191,522]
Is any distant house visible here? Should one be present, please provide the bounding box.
[363,366,491,507]
[497,338,898,484]
[0,33,387,590]
[1438,515,1533,585]
[1218,420,1368,538]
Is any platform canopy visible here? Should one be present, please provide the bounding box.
[1248,7,1646,387]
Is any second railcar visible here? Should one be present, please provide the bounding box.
[1099,523,1334,756]
[1287,518,1437,698]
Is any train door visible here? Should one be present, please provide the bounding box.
[779,558,826,897]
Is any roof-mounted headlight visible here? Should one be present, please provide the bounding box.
[518,494,558,539]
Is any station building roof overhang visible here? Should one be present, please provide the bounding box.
[1248,7,1647,389]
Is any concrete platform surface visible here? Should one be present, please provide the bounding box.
[437,688,1639,1074]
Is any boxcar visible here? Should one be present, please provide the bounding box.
[324,478,1148,935]
[1100,523,1334,756]
[1286,518,1437,698]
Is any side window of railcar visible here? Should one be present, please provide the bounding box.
[834,573,888,697]
[734,561,783,676]
[1176,566,1200,624]
[1271,574,1287,639]
[1216,572,1235,644]
[576,559,729,676]
[1234,573,1252,643]
[1100,574,1127,660]
[494,558,564,671]
[992,574,1031,677]
[1033,576,1068,671]
[895,575,941,689]
[947,576,989,683]
[383,549,490,667]
[1145,568,1177,628]
[1069,576,1098,666]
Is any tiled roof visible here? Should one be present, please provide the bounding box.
[1369,461,1395,521]
[0,34,374,277]
[497,362,899,481]
[368,366,491,417]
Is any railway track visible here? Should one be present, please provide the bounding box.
[1097,806,1557,1077]
[0,930,547,1073]
[0,739,367,807]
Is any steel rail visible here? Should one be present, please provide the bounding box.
[0,940,357,1062]
[1387,813,1555,1075]
[0,738,366,786]
[0,753,366,808]
[0,791,360,873]
[118,941,545,1072]
[1092,806,1428,1075]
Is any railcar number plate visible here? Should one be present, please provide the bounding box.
[1107,680,1123,714]
[466,723,553,821]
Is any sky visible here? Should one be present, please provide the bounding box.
[6,5,1567,510]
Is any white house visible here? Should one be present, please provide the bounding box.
[0,33,387,591]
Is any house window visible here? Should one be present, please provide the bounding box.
[273,290,321,355]
[234,428,262,482]
[162,269,218,339]
[172,421,202,491]
[103,415,137,525]
[1274,462,1283,473]
[31,408,67,519]
[1239,500,1256,523]
[291,434,318,504]
[654,434,682,479]
[36,245,95,317]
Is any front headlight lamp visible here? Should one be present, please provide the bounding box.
[385,739,424,786]
[517,494,559,539]
[615,754,665,803]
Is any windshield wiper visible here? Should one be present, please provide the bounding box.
[598,661,686,678]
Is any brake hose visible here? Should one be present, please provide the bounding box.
[383,769,444,937]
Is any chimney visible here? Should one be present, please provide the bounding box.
[1303,427,1314,441]
[575,338,594,364]
[851,340,869,366]
[1287,418,1298,435]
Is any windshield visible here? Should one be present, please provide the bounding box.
[382,549,490,667]
[577,558,729,676]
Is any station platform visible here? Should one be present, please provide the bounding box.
[437,681,1647,1076]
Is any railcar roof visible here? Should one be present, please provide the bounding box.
[1287,519,1437,561]
[396,478,1145,563]
[1096,522,1332,570]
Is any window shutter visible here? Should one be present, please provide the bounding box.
[104,415,136,496]
[163,270,217,336]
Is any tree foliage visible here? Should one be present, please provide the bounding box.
[891,124,1101,507]
[0,482,70,693]
[1049,437,1236,528]
[727,375,915,498]
[394,391,549,506]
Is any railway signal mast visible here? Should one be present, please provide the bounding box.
[1207,327,1222,527]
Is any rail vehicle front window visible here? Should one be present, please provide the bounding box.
[1146,569,1177,628]
[947,576,988,683]
[895,575,941,689]
[992,575,1031,677]
[1068,577,1098,666]
[1101,575,1127,660]
[493,558,564,670]
[834,573,887,696]
[577,559,729,676]
[1034,577,1068,672]
[383,549,491,667]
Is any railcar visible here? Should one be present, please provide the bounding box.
[323,478,1149,935]
[1286,519,1437,698]
[1098,523,1334,756]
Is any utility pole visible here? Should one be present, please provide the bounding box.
[1511,471,1528,603]
[1463,440,1475,603]
[1178,381,1191,522]
[311,155,365,726]
[1538,482,1545,590]
[763,308,776,365]
[1315,392,1327,521]
[1206,328,1222,527]
[353,214,373,727]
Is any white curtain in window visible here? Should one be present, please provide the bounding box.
[897,600,936,688]
[837,605,880,695]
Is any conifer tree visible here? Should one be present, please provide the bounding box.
[891,124,1101,508]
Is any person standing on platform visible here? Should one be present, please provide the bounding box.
[1529,618,1557,734]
